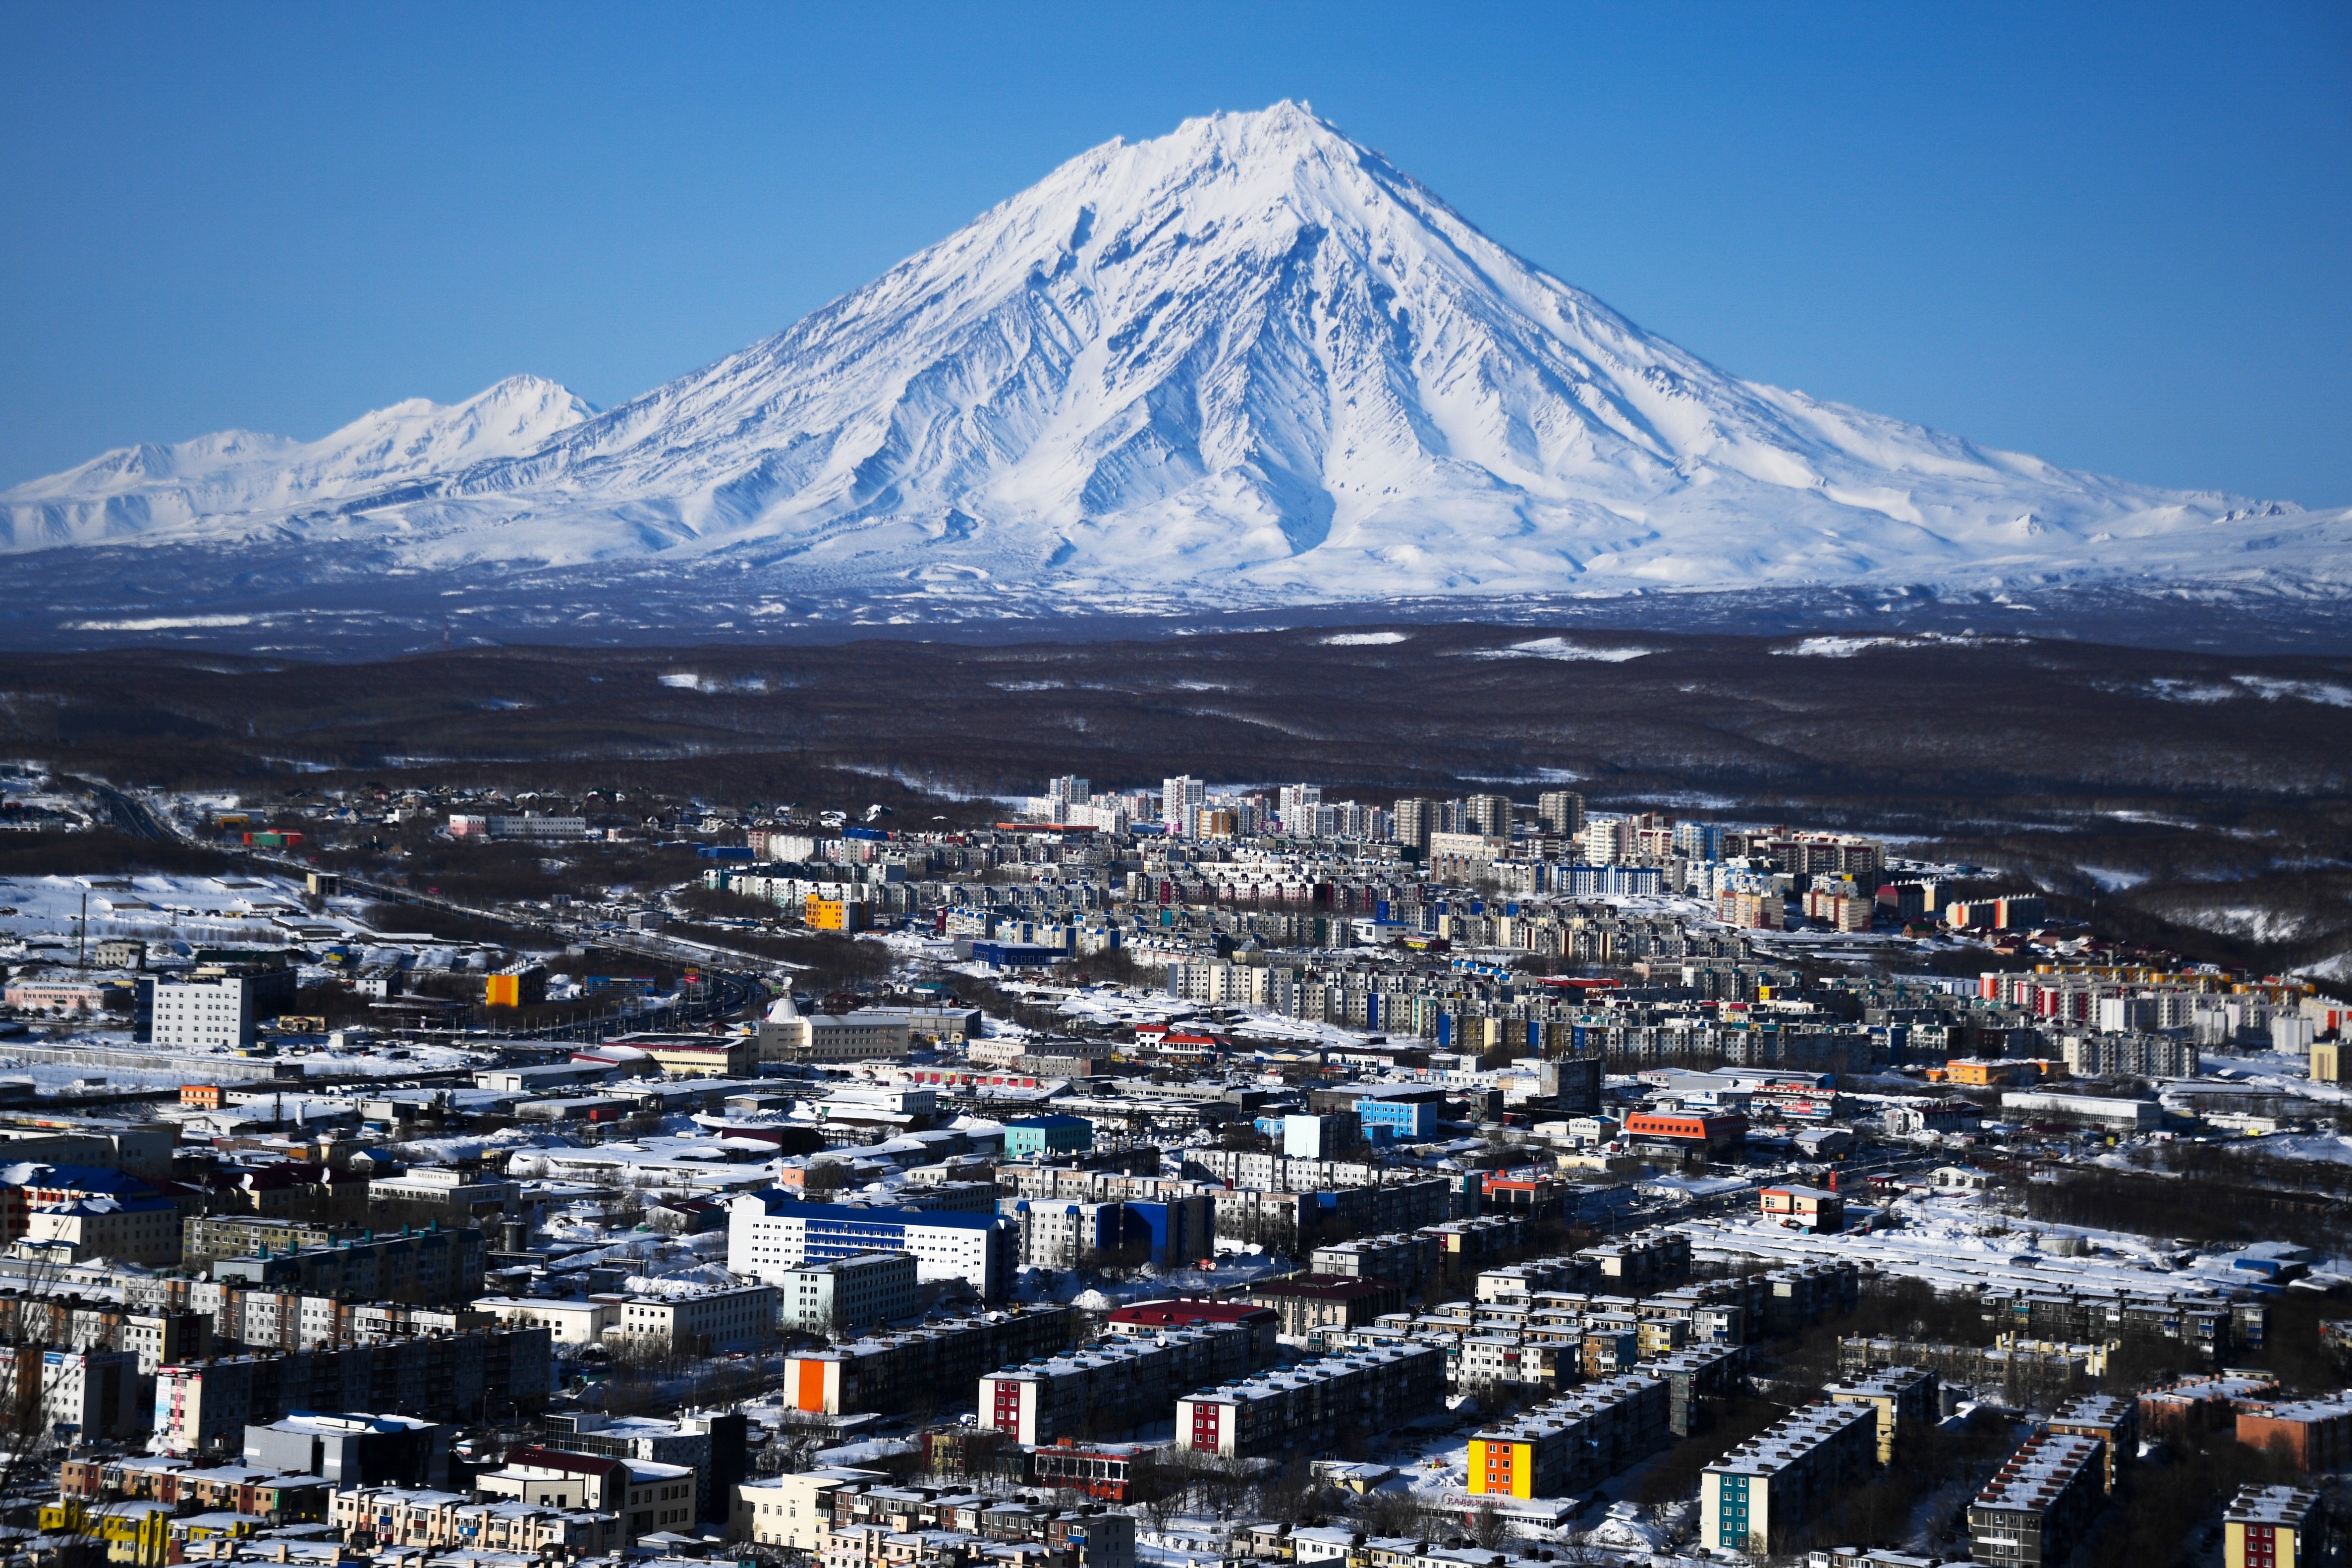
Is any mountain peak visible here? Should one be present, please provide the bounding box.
[2,109,2340,610]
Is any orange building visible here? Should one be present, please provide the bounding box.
[805,896,871,932]
[1928,1058,2042,1087]
[484,965,547,1008]
[2138,1374,2280,1438]
[1624,1111,1746,1154]
[2237,1395,2352,1471]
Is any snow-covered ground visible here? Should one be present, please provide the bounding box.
[1676,1199,2221,1298]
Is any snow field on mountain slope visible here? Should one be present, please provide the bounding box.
[4,103,2344,603]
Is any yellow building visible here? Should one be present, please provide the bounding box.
[1466,1435,1536,1499]
[483,965,546,1008]
[39,1499,174,1567]
[2226,1486,2322,1568]
[805,896,870,932]
[1636,1318,1689,1357]
[642,1039,755,1077]
[1824,1365,1938,1463]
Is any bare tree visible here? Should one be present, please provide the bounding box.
[1357,1489,1423,1540]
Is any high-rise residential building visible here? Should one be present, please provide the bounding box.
[1465,794,1513,836]
[1537,790,1585,836]
[1674,821,1725,861]
[1046,777,1090,817]
[1393,798,1432,853]
[1277,784,1322,829]
[1162,776,1206,832]
[1583,817,1632,865]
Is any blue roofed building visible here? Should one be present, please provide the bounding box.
[727,1192,1018,1301]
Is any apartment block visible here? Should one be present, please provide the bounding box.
[1653,1343,1749,1437]
[732,1468,885,1552]
[1701,1401,1880,1554]
[781,1308,1081,1416]
[608,1285,778,1356]
[1174,1344,1444,1459]
[777,1252,920,1335]
[1967,1431,2105,1568]
[2237,1391,2352,1472]
[816,1489,1135,1568]
[1103,1300,1279,1364]
[1312,1233,1440,1295]
[1468,1372,1669,1498]
[242,1410,453,1489]
[1475,1256,1602,1303]
[198,1225,486,1305]
[997,1195,1212,1272]
[1825,1365,1939,1463]
[2225,1486,2326,1568]
[979,1324,1265,1444]
[1420,1215,1526,1281]
[2047,1393,2136,1492]
[135,975,257,1051]
[1579,1229,1695,1292]
[151,1327,551,1455]
[0,1345,143,1439]
[2138,1373,2282,1437]
[729,1191,1018,1300]
[329,1488,621,1557]
[474,1446,698,1538]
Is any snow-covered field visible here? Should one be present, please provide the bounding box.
[1679,1191,2341,1296]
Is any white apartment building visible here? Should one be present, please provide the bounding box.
[24,1194,182,1265]
[610,1285,778,1356]
[330,1487,620,1555]
[777,1252,918,1334]
[728,1192,1017,1301]
[474,1296,620,1345]
[146,976,255,1050]
[473,1451,696,1538]
[1162,775,1206,830]
[1164,959,1298,1012]
[731,1468,884,1552]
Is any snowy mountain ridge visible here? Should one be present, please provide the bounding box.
[2,376,594,551]
[5,102,2346,608]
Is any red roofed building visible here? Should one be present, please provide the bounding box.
[1106,1298,1278,1362]
[1624,1111,1747,1154]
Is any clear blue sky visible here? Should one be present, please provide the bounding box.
[4,2,2347,504]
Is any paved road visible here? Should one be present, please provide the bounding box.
[84,780,175,843]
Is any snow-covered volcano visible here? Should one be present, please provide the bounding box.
[4,102,2345,610]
